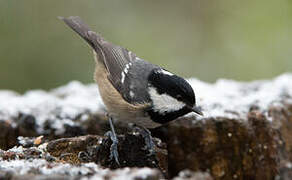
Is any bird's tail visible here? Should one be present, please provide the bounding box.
[59,16,105,55]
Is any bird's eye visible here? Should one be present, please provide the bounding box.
[176,95,183,101]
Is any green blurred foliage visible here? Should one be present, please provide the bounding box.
[0,0,291,92]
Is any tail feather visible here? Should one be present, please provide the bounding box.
[59,16,104,50]
[59,16,133,93]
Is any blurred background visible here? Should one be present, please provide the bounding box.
[0,0,291,93]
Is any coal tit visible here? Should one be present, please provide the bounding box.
[60,16,203,164]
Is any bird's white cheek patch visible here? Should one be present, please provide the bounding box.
[149,87,185,114]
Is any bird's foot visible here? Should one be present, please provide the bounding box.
[133,126,155,156]
[105,131,120,165]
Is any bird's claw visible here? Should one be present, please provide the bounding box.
[134,126,156,156]
[105,131,120,165]
[144,135,155,156]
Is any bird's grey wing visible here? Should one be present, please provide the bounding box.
[121,59,158,104]
[95,40,137,92]
[60,16,155,104]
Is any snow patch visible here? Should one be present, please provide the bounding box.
[0,81,104,134]
[0,159,159,179]
[0,159,105,176]
[86,167,159,180]
[188,73,292,120]
[0,73,291,128]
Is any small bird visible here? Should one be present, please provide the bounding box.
[60,16,203,165]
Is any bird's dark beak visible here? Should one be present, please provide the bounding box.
[190,106,203,116]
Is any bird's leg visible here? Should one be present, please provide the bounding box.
[133,125,155,155]
[104,114,120,165]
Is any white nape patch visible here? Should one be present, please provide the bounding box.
[135,56,142,60]
[149,87,185,114]
[158,69,174,76]
[121,62,132,84]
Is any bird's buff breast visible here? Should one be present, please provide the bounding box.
[94,60,160,129]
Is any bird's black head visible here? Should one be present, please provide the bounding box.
[147,68,202,124]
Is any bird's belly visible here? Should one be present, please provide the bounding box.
[104,100,160,129]
[117,114,161,129]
